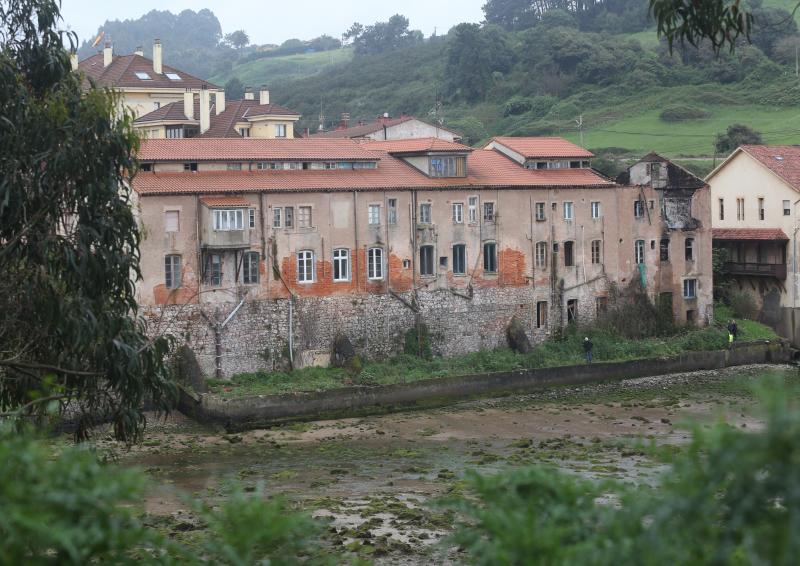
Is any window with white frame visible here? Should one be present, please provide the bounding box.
[420,245,435,276]
[333,248,350,281]
[468,196,478,222]
[591,201,601,219]
[483,242,497,273]
[737,198,745,220]
[685,237,694,261]
[563,201,574,221]
[634,199,645,218]
[368,247,384,280]
[452,244,466,275]
[535,202,546,221]
[239,127,250,138]
[368,204,381,225]
[452,202,463,223]
[387,198,398,224]
[275,124,287,137]
[165,255,181,289]
[635,239,645,264]
[165,210,179,233]
[683,278,697,299]
[419,203,432,224]
[272,207,282,228]
[284,206,294,229]
[298,206,312,228]
[297,250,314,282]
[483,202,495,223]
[213,209,244,231]
[243,252,259,284]
[591,240,602,264]
[535,241,548,268]
[784,200,791,216]
[248,208,256,228]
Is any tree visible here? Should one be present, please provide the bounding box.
[224,29,249,49]
[351,14,422,56]
[0,0,174,441]
[649,0,755,53]
[715,123,763,153]
[225,76,245,100]
[445,23,513,102]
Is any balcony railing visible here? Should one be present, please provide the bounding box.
[201,228,251,249]
[723,261,786,279]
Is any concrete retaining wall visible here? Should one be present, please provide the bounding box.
[178,341,794,431]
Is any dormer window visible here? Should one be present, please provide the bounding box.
[165,72,181,80]
[429,155,466,177]
[134,71,151,80]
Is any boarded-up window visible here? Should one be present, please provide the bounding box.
[298,206,312,228]
[536,301,548,328]
[165,210,179,233]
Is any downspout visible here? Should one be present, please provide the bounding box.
[353,190,360,292]
[384,190,391,296]
[195,195,201,296]
[581,224,587,284]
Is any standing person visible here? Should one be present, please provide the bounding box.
[584,337,593,364]
[727,319,738,343]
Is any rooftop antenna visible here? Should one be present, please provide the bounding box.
[318,100,325,132]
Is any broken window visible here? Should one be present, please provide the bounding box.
[368,247,384,280]
[483,242,497,273]
[591,240,601,264]
[387,198,398,224]
[535,241,548,268]
[333,248,350,282]
[596,296,608,316]
[719,198,724,221]
[563,201,574,221]
[298,206,312,228]
[452,202,463,224]
[660,239,670,262]
[164,255,181,289]
[297,250,314,283]
[453,244,466,275]
[536,301,548,328]
[591,201,601,219]
[483,202,495,223]
[272,207,282,228]
[420,203,432,224]
[420,245,435,276]
[685,237,694,262]
[468,197,478,222]
[368,204,381,225]
[535,202,546,221]
[567,299,578,324]
[165,210,179,233]
[243,251,259,284]
[564,241,575,267]
[683,278,697,299]
[635,239,645,264]
[285,207,294,229]
[634,200,645,218]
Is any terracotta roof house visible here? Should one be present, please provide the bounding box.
[312,114,462,142]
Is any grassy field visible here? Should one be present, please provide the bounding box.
[211,47,353,87]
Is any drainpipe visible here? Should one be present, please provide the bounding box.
[793,199,800,312]
[288,296,294,367]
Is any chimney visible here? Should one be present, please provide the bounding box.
[259,85,269,105]
[199,85,210,134]
[153,39,162,74]
[103,42,112,67]
[377,112,391,125]
[183,88,193,120]
[69,51,78,71]
[215,91,226,115]
[134,45,144,56]
[244,86,254,100]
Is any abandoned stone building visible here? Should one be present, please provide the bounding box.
[131,137,712,378]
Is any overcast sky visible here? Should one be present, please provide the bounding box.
[60,0,486,46]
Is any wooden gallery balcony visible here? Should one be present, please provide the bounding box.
[722,261,786,279]
[713,228,789,281]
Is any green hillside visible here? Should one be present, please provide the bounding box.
[210,48,353,86]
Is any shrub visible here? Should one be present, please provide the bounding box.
[659,105,711,122]
[503,96,533,116]
[728,289,759,320]
[404,322,432,359]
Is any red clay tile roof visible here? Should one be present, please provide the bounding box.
[739,145,800,190]
[78,53,220,90]
[134,99,207,124]
[200,196,252,208]
[137,138,380,162]
[362,138,473,154]
[311,116,462,139]
[487,137,594,159]
[132,148,614,195]
[713,228,789,241]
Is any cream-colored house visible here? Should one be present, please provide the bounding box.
[707,145,798,340]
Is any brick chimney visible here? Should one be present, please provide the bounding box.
[259,85,269,105]
[199,85,210,134]
[103,42,112,67]
[153,39,162,74]
[134,45,144,56]
[215,91,226,115]
[183,88,193,120]
[244,86,254,100]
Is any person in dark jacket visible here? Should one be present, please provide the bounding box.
[584,337,593,363]
[727,319,738,343]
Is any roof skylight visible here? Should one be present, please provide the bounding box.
[166,72,181,80]
[135,71,152,80]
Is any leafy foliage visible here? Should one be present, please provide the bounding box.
[347,14,423,56]
[659,104,711,121]
[0,0,174,440]
[715,122,763,153]
[649,0,754,53]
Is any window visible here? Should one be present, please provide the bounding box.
[420,203,432,224]
[570,160,581,169]
[248,208,256,228]
[535,241,548,268]
[166,126,184,139]
[387,198,398,224]
[759,197,765,221]
[634,200,645,218]
[275,124,287,138]
[153,101,160,110]
[634,239,646,264]
[567,299,578,324]
[483,242,497,273]
[468,197,478,222]
[719,198,724,220]
[239,127,251,138]
[285,206,294,229]
[686,309,696,324]
[420,245,435,276]
[183,162,197,172]
[660,238,670,262]
[596,296,608,316]
[439,256,448,269]
[272,207,282,228]
[737,198,745,220]
[206,254,222,286]
[213,209,244,231]
[564,241,575,267]
[224,162,242,171]
[297,250,314,282]
[453,244,466,275]
[165,72,181,80]
[134,71,151,80]
[324,162,338,170]
[164,255,181,289]
[332,248,350,282]
[141,162,153,171]
[536,301,548,328]
[243,252,259,284]
[535,202,546,221]
[591,201,601,219]
[685,237,694,262]
[452,202,464,223]
[784,200,791,216]
[591,240,601,264]
[297,206,312,228]
[368,204,381,225]
[483,202,495,223]
[368,247,384,280]
[563,201,574,221]
[683,278,697,299]
[430,156,466,177]
[165,210,179,233]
